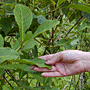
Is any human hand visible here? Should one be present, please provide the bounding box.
[30,50,89,77]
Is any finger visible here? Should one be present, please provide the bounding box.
[30,65,37,70]
[34,66,57,72]
[45,52,63,65]
[41,71,62,77]
[39,54,56,61]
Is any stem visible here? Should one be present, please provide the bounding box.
[3,73,14,89]
[63,76,73,90]
[64,16,83,38]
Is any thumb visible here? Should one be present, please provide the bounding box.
[45,52,63,65]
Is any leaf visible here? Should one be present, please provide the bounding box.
[32,45,38,58]
[71,39,79,45]
[55,39,67,45]
[12,58,52,69]
[22,38,36,50]
[63,42,72,49]
[57,0,66,7]
[0,68,4,78]
[37,15,46,24]
[0,34,4,47]
[13,4,33,42]
[0,47,19,63]
[23,31,33,43]
[77,22,88,31]
[67,4,90,14]
[33,20,60,37]
[0,18,12,35]
[2,86,12,90]
[0,64,31,72]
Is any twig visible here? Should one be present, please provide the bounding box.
[64,16,83,38]
[63,76,73,90]
[80,72,84,90]
[3,74,14,89]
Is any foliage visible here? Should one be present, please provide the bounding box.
[0,0,90,90]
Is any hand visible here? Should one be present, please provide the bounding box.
[30,50,89,77]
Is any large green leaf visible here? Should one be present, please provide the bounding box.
[13,4,33,42]
[0,64,31,72]
[22,38,36,50]
[12,58,52,69]
[33,20,60,37]
[0,34,4,47]
[57,0,66,7]
[67,4,90,14]
[0,47,19,63]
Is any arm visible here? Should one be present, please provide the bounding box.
[83,52,90,72]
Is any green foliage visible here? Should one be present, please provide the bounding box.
[12,58,52,69]
[67,4,90,13]
[0,47,19,63]
[33,20,60,37]
[57,0,66,7]
[0,34,4,47]
[0,0,90,89]
[13,4,33,42]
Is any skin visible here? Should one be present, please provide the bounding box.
[30,50,90,77]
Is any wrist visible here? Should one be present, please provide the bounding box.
[83,52,90,72]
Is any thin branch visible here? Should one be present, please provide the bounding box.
[80,72,84,90]
[3,74,14,89]
[63,76,73,90]
[64,16,83,38]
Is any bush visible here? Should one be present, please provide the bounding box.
[0,0,90,90]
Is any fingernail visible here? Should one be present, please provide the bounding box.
[45,61,50,64]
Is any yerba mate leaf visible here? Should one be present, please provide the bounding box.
[13,58,52,69]
[13,4,33,42]
[33,20,60,37]
[0,47,19,63]
[67,4,90,14]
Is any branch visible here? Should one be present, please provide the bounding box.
[3,73,14,89]
[64,16,83,38]
[63,76,73,90]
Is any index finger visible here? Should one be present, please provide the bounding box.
[39,53,56,61]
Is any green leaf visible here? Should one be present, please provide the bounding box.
[13,4,33,42]
[57,0,66,7]
[71,38,79,45]
[33,20,60,37]
[0,68,4,78]
[55,39,67,45]
[32,45,38,58]
[23,31,33,43]
[0,47,19,63]
[37,15,46,24]
[12,58,52,69]
[77,22,88,31]
[67,4,90,14]
[0,18,12,35]
[0,34,4,47]
[64,42,72,49]
[0,64,31,72]
[2,86,12,90]
[22,38,36,50]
